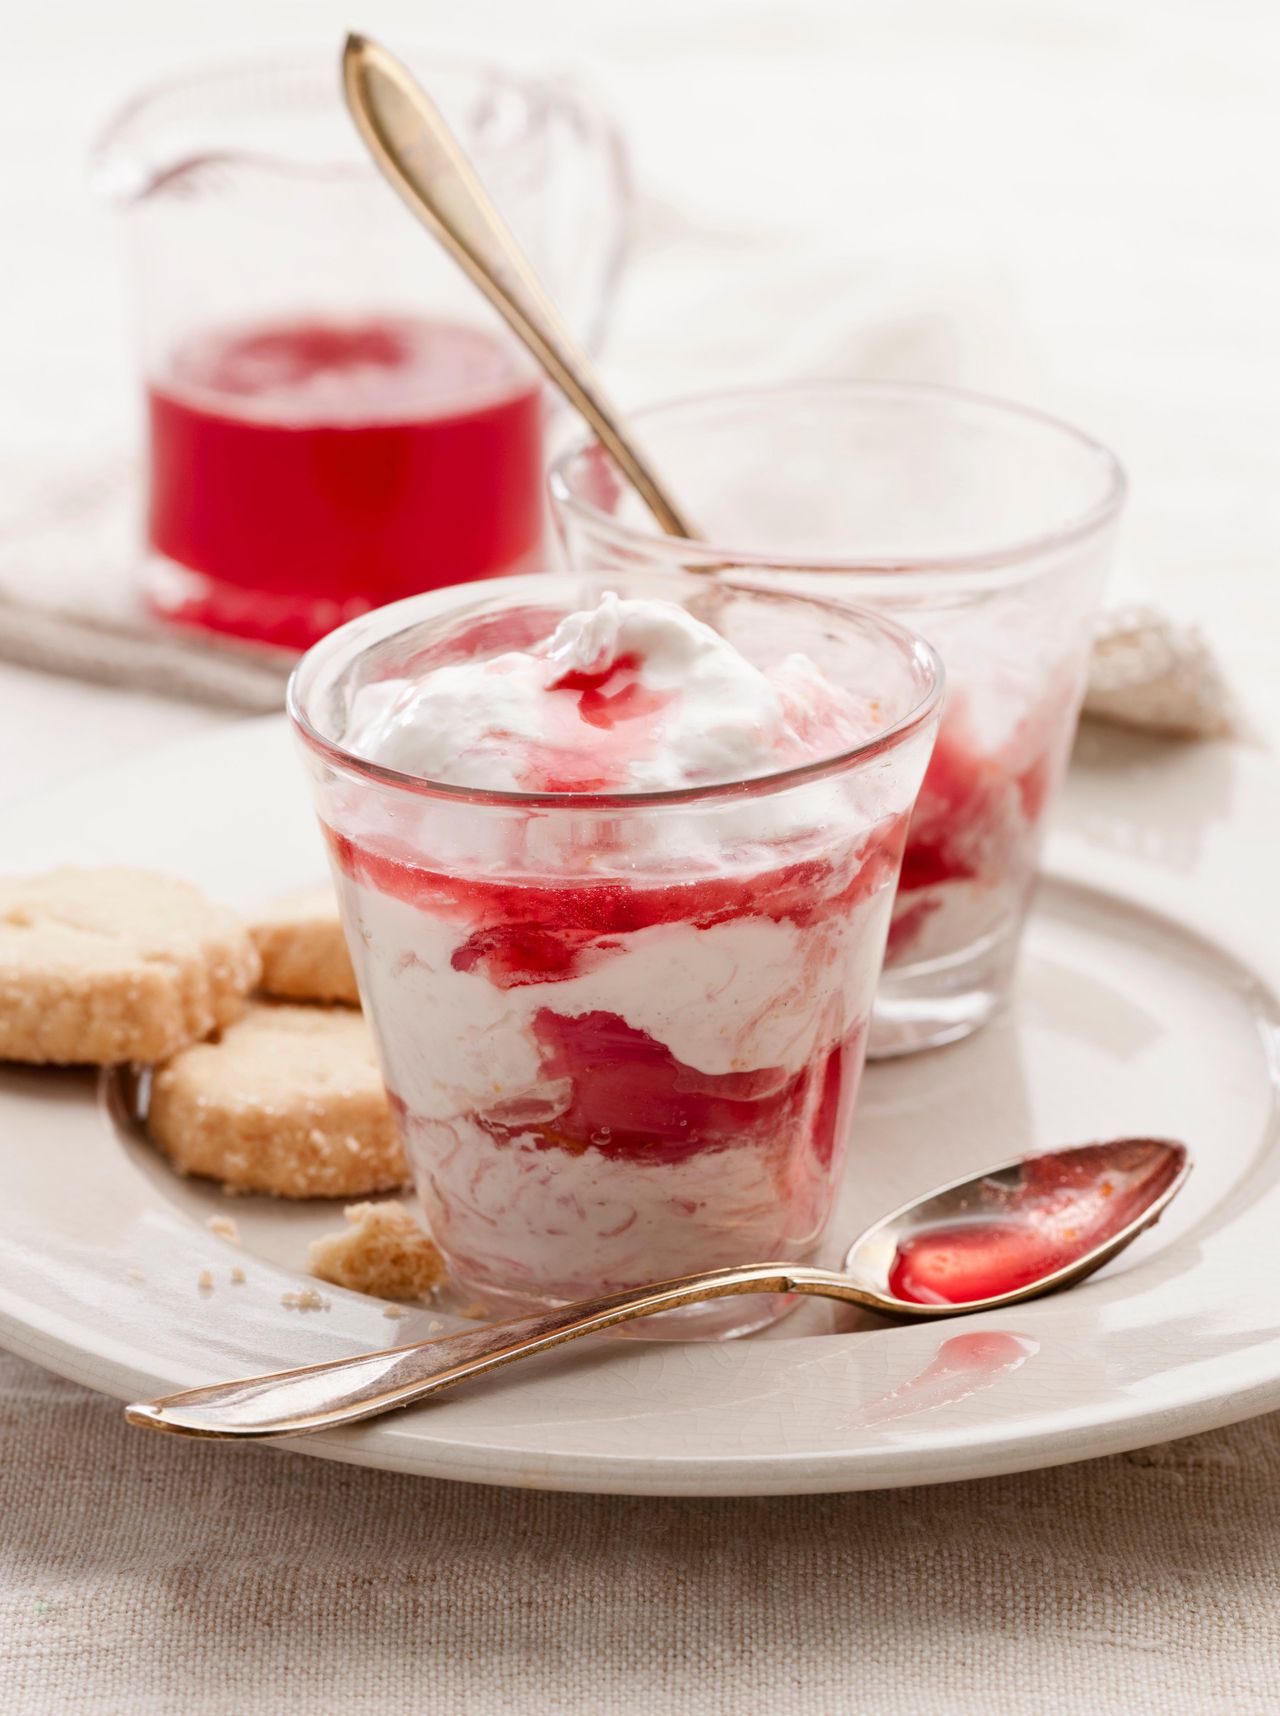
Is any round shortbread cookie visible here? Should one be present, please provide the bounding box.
[0,866,259,1065]
[148,1002,407,1198]
[249,885,359,1006]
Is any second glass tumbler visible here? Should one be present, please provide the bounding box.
[551,381,1126,1056]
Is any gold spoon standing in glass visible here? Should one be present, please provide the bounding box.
[125,1138,1189,1441]
[342,31,699,541]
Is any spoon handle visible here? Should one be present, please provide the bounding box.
[341,33,699,541]
[124,1263,876,1440]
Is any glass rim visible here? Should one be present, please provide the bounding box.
[92,46,622,200]
[287,573,945,813]
[548,379,1128,578]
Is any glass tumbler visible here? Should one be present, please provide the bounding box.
[550,382,1126,1057]
[94,51,629,651]
[290,570,942,1337]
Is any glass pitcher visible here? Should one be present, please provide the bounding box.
[94,50,630,651]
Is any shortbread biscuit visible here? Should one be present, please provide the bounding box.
[249,886,359,1006]
[309,1200,445,1300]
[0,867,259,1065]
[148,1002,407,1198]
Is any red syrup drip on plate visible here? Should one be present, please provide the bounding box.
[887,1141,1184,1306]
[845,1331,1040,1429]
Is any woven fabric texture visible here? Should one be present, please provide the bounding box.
[3,1353,1278,1715]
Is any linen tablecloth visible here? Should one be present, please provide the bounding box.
[5,1350,1279,1714]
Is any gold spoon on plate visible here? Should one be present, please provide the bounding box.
[342,32,698,541]
[124,1137,1189,1441]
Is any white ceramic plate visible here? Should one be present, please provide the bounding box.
[1,719,1277,1495]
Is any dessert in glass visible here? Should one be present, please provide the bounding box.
[290,571,942,1337]
[550,383,1126,1057]
[94,52,628,650]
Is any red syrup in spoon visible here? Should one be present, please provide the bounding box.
[887,1139,1187,1306]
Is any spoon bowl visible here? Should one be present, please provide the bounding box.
[842,1136,1191,1314]
[124,1138,1191,1441]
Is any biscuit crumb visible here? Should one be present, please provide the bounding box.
[148,1003,407,1198]
[308,1200,444,1301]
[207,1215,241,1243]
[197,1269,214,1291]
[250,886,359,1005]
[382,1304,406,1320]
[281,1287,330,1311]
[126,1267,145,1284]
[229,1266,246,1285]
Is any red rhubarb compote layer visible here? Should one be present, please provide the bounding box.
[885,677,1079,968]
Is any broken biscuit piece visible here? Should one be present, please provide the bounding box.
[308,1200,445,1301]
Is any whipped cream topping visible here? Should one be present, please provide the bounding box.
[348,593,874,793]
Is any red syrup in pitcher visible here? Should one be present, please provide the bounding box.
[146,316,545,650]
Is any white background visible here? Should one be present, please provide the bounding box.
[2,0,1277,787]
